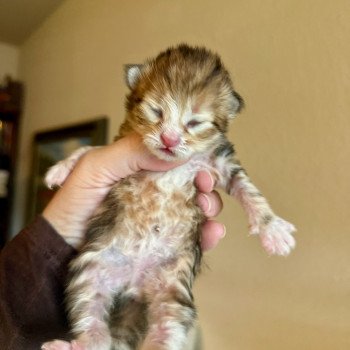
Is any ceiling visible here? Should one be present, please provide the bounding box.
[0,0,63,45]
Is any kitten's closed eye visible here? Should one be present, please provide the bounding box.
[151,107,163,119]
[186,120,202,128]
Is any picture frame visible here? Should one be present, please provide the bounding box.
[27,117,108,222]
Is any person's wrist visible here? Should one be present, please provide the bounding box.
[43,196,86,248]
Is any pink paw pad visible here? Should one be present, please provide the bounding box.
[41,340,72,350]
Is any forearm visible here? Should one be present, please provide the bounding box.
[0,216,76,349]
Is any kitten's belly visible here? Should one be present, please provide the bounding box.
[114,165,202,253]
[81,161,208,294]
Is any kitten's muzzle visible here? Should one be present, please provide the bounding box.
[160,147,175,156]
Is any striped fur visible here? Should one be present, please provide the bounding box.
[43,45,295,350]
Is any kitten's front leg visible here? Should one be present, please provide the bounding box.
[45,146,95,188]
[230,170,296,255]
[213,142,296,256]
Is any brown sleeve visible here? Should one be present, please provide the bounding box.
[0,216,77,350]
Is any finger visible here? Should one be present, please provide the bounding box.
[196,191,223,218]
[201,220,226,251]
[194,171,215,193]
[138,152,186,173]
[84,134,185,185]
[122,133,186,173]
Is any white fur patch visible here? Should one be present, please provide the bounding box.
[259,216,296,256]
[126,65,142,89]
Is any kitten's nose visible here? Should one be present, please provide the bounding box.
[160,131,180,148]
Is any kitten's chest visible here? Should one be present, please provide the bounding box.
[109,158,211,255]
[118,156,213,217]
[117,167,198,232]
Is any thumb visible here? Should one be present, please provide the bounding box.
[83,133,185,187]
[134,151,186,173]
[123,133,186,173]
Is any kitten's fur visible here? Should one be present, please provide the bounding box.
[42,44,296,350]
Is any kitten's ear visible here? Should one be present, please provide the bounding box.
[229,90,245,118]
[124,64,143,89]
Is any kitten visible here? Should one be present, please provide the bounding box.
[42,44,296,350]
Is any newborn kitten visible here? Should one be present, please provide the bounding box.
[42,44,296,350]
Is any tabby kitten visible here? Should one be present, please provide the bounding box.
[42,44,296,350]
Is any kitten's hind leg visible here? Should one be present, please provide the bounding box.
[42,340,86,350]
[109,296,148,350]
[45,146,95,188]
[41,340,72,350]
[142,256,197,350]
[64,250,130,350]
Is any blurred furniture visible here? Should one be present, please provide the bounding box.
[0,77,23,248]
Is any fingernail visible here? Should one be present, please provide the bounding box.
[197,193,211,213]
[205,170,215,189]
[220,224,226,238]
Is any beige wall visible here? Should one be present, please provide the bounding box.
[0,41,19,82]
[15,0,350,349]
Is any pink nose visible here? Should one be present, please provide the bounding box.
[160,132,180,148]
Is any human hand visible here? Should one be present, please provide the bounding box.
[195,172,225,251]
[43,133,225,250]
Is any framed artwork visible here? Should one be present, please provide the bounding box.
[27,117,108,222]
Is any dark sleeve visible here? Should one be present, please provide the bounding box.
[0,216,77,350]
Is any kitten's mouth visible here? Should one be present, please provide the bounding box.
[160,147,175,156]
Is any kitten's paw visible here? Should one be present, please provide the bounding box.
[73,329,112,350]
[45,160,73,189]
[42,339,102,350]
[258,216,296,256]
[44,146,93,188]
[70,341,86,350]
[41,340,72,350]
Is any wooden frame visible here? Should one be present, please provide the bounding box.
[0,77,23,245]
[27,117,108,222]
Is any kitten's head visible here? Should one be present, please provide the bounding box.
[122,44,243,161]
